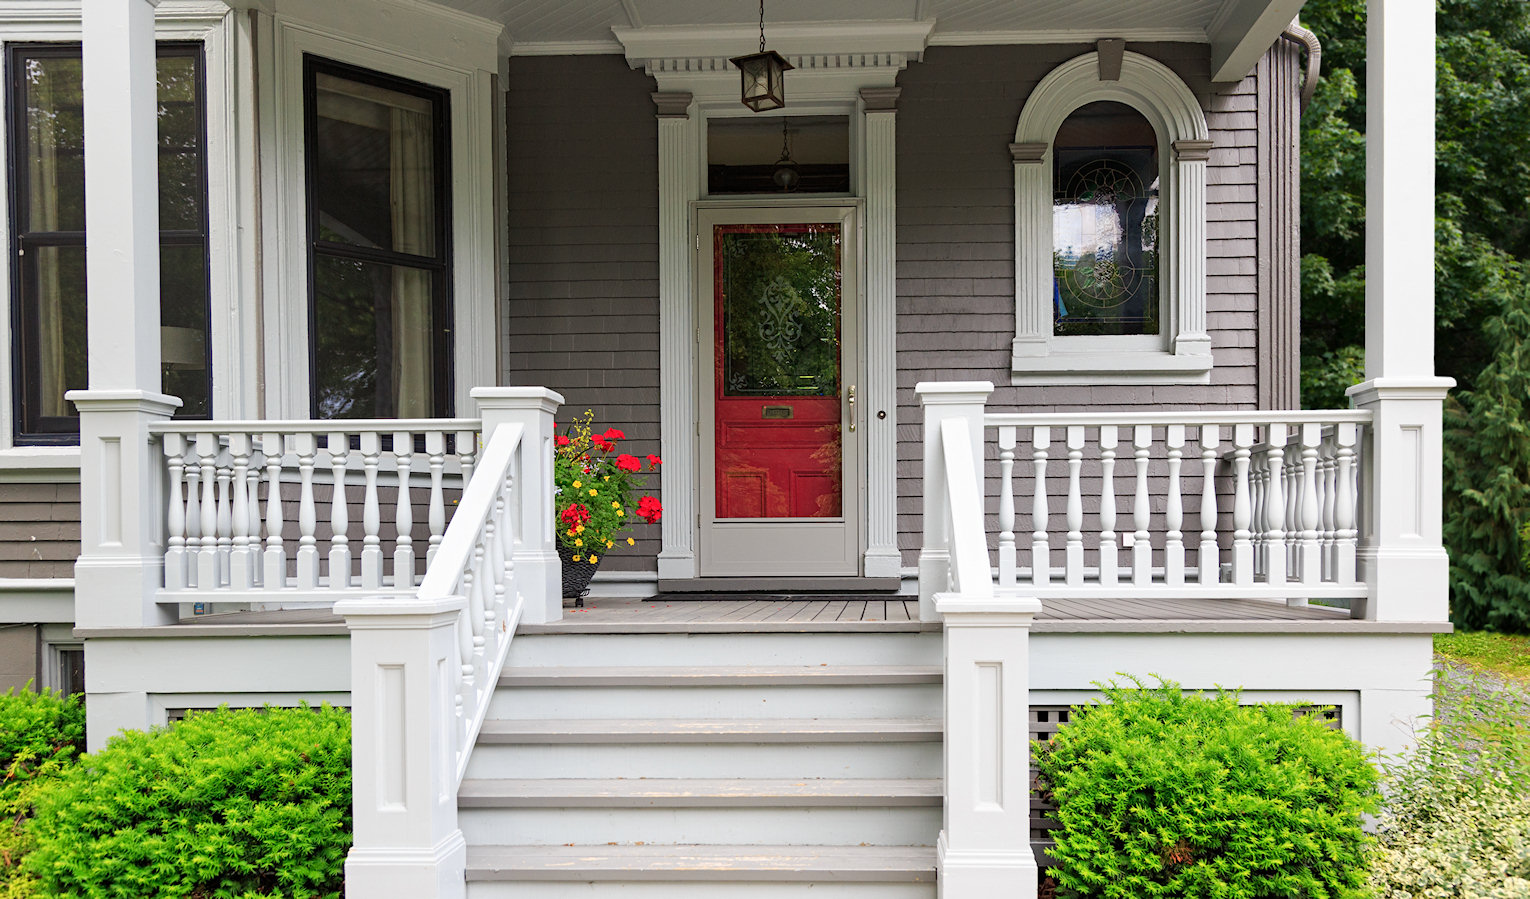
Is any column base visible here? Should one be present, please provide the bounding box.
[345,830,466,899]
[937,832,1038,899]
[863,545,902,579]
[657,550,696,581]
[514,549,562,625]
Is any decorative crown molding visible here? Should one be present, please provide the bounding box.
[1173,138,1216,162]
[651,90,693,119]
[859,86,901,112]
[1010,142,1048,164]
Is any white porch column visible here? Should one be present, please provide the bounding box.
[915,382,991,620]
[473,387,564,625]
[336,596,467,899]
[1346,0,1454,623]
[70,0,180,639]
[860,87,901,579]
[935,595,1042,899]
[654,91,699,581]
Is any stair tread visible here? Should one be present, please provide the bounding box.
[477,718,943,743]
[459,777,942,807]
[466,843,937,882]
[499,665,942,686]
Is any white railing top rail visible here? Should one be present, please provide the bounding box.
[419,422,520,608]
[150,417,483,435]
[982,409,1372,428]
[941,418,994,600]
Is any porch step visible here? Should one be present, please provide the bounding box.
[458,777,942,807]
[475,717,942,743]
[497,664,942,687]
[465,843,937,882]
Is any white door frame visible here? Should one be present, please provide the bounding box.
[695,202,864,577]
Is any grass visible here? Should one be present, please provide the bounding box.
[1435,630,1530,682]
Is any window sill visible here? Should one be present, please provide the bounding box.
[1010,349,1213,386]
[0,446,82,482]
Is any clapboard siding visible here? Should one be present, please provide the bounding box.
[894,44,1268,564]
[504,55,662,571]
[0,483,81,578]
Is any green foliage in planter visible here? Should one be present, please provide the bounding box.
[0,687,85,898]
[25,704,351,899]
[1370,669,1530,897]
[1034,677,1379,899]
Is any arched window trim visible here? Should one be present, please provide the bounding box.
[1011,51,1213,385]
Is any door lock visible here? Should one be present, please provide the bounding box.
[847,385,856,432]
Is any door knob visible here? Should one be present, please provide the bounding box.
[847,385,856,432]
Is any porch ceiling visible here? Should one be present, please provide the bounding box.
[441,0,1304,81]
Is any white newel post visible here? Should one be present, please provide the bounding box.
[916,382,992,620]
[72,0,181,748]
[336,596,467,899]
[473,387,564,625]
[935,596,1042,899]
[1346,0,1453,623]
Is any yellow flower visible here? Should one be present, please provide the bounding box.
[611,501,620,509]
[589,489,598,497]
[572,480,581,489]
[567,528,575,536]
[603,475,610,481]
[589,555,599,563]
[605,541,614,549]
[575,538,583,547]
[626,538,635,546]
[576,525,584,534]
[571,554,581,561]
[616,509,624,517]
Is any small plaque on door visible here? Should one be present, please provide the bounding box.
[761,405,794,419]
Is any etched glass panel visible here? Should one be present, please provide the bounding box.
[1052,101,1160,337]
[718,225,840,397]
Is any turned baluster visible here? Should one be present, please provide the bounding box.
[359,431,384,590]
[997,427,1017,586]
[1131,426,1152,586]
[294,434,320,589]
[228,433,254,590]
[498,471,517,615]
[1285,431,1301,582]
[1164,425,1186,587]
[197,433,219,589]
[1231,424,1255,585]
[457,430,478,488]
[328,432,351,590]
[394,431,416,588]
[1198,426,1221,585]
[1264,434,1287,587]
[163,433,188,592]
[1065,426,1085,586]
[1250,450,1267,577]
[484,506,503,632]
[246,444,264,588]
[1099,426,1119,587]
[215,448,233,587]
[183,439,202,589]
[1030,426,1051,587]
[1334,423,1359,585]
[426,431,447,567]
[263,433,287,590]
[1298,423,1323,590]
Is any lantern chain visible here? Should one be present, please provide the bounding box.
[759,0,767,53]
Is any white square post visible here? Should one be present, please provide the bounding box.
[915,382,992,620]
[336,596,467,899]
[1346,0,1453,623]
[71,0,181,656]
[472,387,563,624]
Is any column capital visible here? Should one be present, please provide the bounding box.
[652,91,693,118]
[859,86,901,112]
[1009,142,1048,164]
[1173,138,1215,162]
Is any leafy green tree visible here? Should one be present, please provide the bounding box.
[1300,0,1530,629]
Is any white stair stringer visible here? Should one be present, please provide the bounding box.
[462,630,943,896]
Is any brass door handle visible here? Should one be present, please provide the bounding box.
[847,385,856,432]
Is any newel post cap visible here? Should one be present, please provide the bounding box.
[915,381,994,405]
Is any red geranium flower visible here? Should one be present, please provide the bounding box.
[600,428,626,442]
[555,435,571,447]
[615,453,642,472]
[559,504,591,526]
[635,495,662,524]
[593,438,615,452]
[647,454,662,467]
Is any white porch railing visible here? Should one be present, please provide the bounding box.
[150,419,482,602]
[983,410,1371,603]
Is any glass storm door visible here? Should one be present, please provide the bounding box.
[698,207,861,577]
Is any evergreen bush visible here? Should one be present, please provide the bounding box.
[1034,677,1379,899]
[25,704,351,899]
[0,687,85,898]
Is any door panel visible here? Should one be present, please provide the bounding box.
[698,207,861,577]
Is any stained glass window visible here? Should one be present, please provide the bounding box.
[1052,102,1160,337]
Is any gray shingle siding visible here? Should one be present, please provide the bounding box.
[0,483,80,579]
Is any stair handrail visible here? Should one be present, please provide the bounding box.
[940,417,994,601]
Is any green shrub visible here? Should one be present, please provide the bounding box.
[1369,669,1530,897]
[26,704,351,899]
[1034,676,1379,899]
[0,686,85,899]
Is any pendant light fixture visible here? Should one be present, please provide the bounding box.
[730,0,792,112]
[771,120,800,191]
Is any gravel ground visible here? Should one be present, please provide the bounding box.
[1433,656,1530,724]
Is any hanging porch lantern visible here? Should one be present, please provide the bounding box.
[730,0,792,112]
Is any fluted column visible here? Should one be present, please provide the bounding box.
[1171,139,1213,357]
[654,91,698,581]
[860,87,900,578]
[1009,142,1049,366]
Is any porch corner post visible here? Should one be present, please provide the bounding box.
[72,0,181,642]
[915,382,992,620]
[860,87,901,579]
[1346,0,1453,623]
[336,596,468,899]
[472,387,564,625]
[935,594,1043,899]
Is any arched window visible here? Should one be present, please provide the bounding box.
[1011,51,1212,384]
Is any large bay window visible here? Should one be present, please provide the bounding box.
[7,43,210,442]
[304,57,452,420]
[1011,51,1212,385]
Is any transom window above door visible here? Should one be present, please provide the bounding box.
[304,56,452,419]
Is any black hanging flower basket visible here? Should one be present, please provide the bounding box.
[559,545,599,607]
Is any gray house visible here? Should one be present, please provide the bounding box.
[0,1,1449,896]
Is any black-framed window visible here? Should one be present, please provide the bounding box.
[304,56,452,420]
[6,42,212,444]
